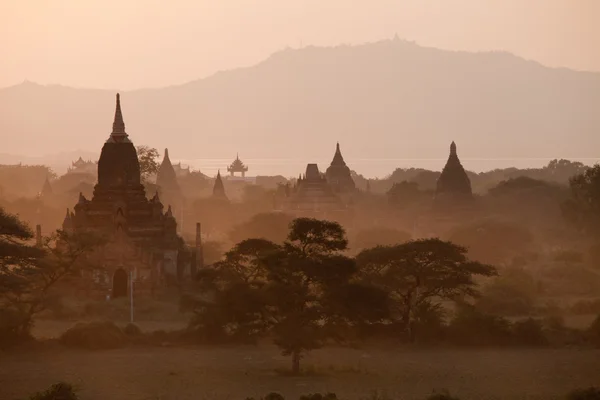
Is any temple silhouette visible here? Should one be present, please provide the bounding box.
[62,94,189,297]
[434,141,473,209]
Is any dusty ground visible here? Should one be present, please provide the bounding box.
[1,345,599,400]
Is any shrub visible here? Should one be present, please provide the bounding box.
[567,387,600,400]
[0,308,32,348]
[60,321,126,350]
[28,382,78,400]
[587,315,600,346]
[476,268,537,316]
[512,318,547,346]
[571,299,600,315]
[123,323,142,336]
[300,394,338,400]
[411,301,446,343]
[426,392,462,400]
[447,304,512,346]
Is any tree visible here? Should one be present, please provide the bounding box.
[0,208,101,342]
[0,208,45,342]
[185,218,384,374]
[266,218,357,373]
[136,145,160,183]
[563,165,600,237]
[387,181,424,208]
[356,238,496,341]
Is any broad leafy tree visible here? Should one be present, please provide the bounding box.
[563,165,600,237]
[185,218,385,374]
[0,207,101,343]
[356,238,496,341]
[136,145,160,183]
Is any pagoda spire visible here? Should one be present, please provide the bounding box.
[108,93,130,143]
[331,142,346,166]
[41,176,53,197]
[212,170,228,200]
[435,140,472,198]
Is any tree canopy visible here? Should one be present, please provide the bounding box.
[356,238,496,341]
[136,145,160,183]
[563,165,600,237]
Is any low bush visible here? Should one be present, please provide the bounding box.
[447,305,513,346]
[571,299,600,315]
[587,315,600,346]
[123,323,142,336]
[300,394,338,400]
[426,393,461,400]
[60,321,126,350]
[567,387,600,400]
[476,269,537,317]
[28,382,78,400]
[512,318,547,346]
[0,308,32,348]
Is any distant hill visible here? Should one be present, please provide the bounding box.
[1,39,599,176]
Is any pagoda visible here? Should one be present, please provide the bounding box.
[156,148,182,210]
[40,176,53,197]
[65,94,181,297]
[212,170,228,201]
[227,154,248,177]
[434,141,473,206]
[287,164,343,212]
[67,157,96,175]
[325,142,356,193]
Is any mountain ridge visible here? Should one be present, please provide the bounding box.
[1,39,598,177]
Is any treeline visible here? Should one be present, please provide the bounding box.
[178,217,600,373]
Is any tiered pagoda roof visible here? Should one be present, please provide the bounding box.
[325,142,356,193]
[68,93,179,250]
[227,154,248,177]
[288,164,343,211]
[156,148,181,196]
[435,141,473,201]
[212,170,228,201]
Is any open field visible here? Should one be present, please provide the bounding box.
[1,345,599,400]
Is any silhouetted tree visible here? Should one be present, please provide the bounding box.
[563,165,600,237]
[136,145,160,183]
[356,239,496,341]
[0,207,101,342]
[185,218,383,374]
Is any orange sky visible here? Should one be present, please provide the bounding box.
[1,0,598,89]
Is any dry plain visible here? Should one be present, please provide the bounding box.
[1,341,599,400]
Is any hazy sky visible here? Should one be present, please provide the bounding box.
[1,0,598,90]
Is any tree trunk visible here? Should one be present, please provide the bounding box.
[291,349,301,375]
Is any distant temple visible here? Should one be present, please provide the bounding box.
[287,164,343,212]
[227,154,248,178]
[212,170,228,201]
[173,162,191,178]
[40,176,53,197]
[156,148,182,210]
[67,157,96,175]
[434,141,473,206]
[325,143,356,194]
[63,94,182,297]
